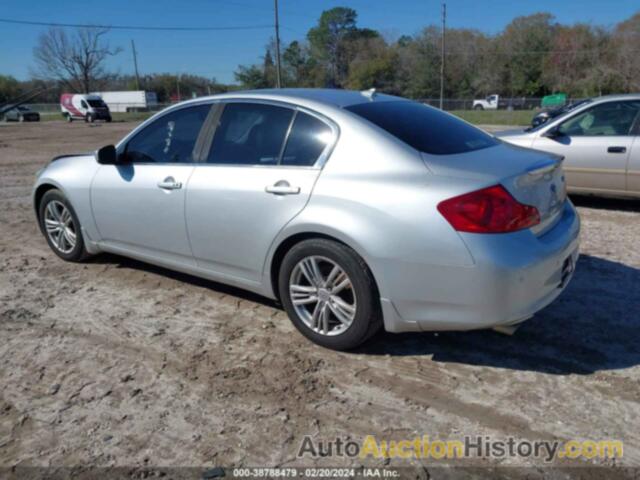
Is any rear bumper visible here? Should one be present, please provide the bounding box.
[382,200,580,333]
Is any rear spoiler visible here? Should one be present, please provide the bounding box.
[526,156,564,176]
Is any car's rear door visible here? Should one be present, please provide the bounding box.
[185,101,336,286]
[532,101,640,194]
[91,104,211,267]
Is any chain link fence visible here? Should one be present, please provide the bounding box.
[420,98,544,111]
[10,98,552,127]
[20,98,549,115]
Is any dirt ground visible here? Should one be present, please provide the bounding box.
[1,121,639,479]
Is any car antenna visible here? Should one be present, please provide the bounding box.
[361,88,376,100]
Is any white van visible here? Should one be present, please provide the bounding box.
[60,93,112,123]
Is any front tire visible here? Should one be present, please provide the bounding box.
[278,239,382,350]
[39,189,90,262]
[474,104,484,110]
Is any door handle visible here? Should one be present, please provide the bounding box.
[607,146,627,154]
[265,181,300,195]
[157,176,182,190]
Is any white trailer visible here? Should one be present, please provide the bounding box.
[90,91,158,113]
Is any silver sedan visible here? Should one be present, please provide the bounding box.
[33,89,580,350]
[497,94,640,198]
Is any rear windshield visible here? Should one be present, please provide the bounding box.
[345,101,499,155]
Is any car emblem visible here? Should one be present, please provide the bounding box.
[549,183,559,208]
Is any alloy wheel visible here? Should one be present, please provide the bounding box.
[289,255,357,336]
[44,200,77,254]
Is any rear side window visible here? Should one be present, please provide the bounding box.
[345,101,498,155]
[281,112,333,166]
[125,104,210,163]
[207,103,294,165]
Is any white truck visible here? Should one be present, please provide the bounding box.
[90,90,158,113]
[473,94,499,110]
[473,94,529,110]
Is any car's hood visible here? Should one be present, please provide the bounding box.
[494,128,530,138]
[50,152,93,163]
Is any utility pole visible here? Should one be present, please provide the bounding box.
[131,39,141,90]
[440,3,446,110]
[274,0,282,88]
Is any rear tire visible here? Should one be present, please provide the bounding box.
[39,189,91,262]
[66,114,73,123]
[278,238,382,351]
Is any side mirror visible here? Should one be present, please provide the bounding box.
[96,145,119,165]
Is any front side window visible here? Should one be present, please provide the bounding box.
[81,100,88,109]
[281,112,333,167]
[346,101,499,155]
[558,101,640,136]
[207,103,294,165]
[125,104,210,163]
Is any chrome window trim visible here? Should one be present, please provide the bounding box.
[113,97,340,169]
[115,100,217,155]
[199,98,340,170]
[540,100,640,138]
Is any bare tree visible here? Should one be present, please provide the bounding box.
[33,27,121,93]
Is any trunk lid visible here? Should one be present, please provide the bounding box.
[422,143,567,233]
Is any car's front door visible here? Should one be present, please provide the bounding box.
[628,134,640,196]
[91,104,211,267]
[185,101,336,286]
[532,101,640,194]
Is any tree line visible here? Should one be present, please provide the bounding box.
[0,7,638,105]
[236,7,640,99]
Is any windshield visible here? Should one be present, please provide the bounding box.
[17,106,29,111]
[88,99,106,108]
[527,99,593,132]
[345,101,499,155]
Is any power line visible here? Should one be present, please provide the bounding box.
[0,17,273,31]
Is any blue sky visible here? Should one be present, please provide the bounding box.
[1,0,638,84]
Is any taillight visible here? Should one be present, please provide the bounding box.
[437,185,540,233]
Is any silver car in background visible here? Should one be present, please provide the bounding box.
[33,89,580,350]
[498,94,640,198]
